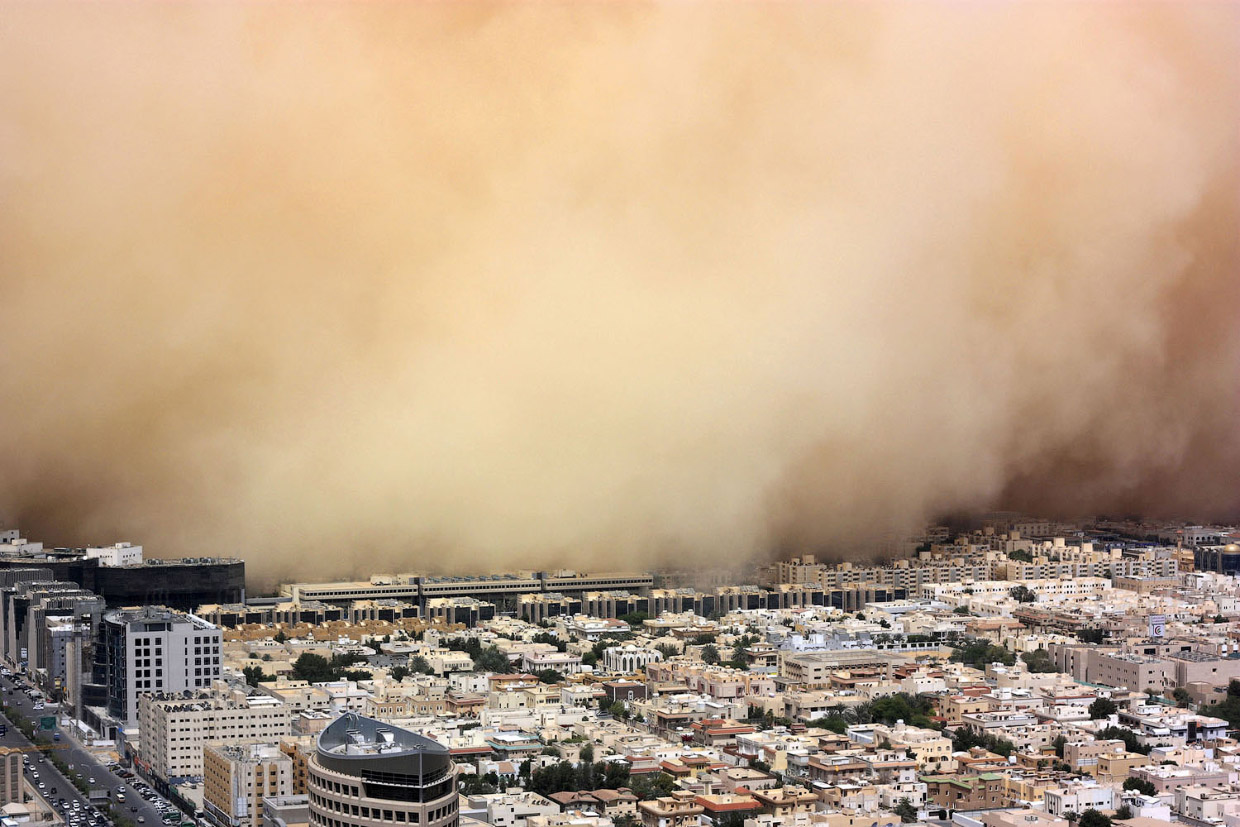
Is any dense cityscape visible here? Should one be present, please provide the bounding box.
[2,8,1237,827]
[1,516,1240,827]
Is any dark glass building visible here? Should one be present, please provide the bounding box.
[308,714,458,827]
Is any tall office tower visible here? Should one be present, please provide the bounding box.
[99,605,222,724]
[308,714,458,827]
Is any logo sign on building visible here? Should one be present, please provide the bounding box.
[1148,615,1166,638]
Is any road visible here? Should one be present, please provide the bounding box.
[0,672,184,827]
[0,709,100,823]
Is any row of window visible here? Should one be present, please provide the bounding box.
[309,793,456,824]
[311,815,456,827]
[311,793,421,823]
[315,779,359,798]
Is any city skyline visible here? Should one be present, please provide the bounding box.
[2,4,1238,581]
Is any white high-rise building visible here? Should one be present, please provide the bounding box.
[140,689,292,781]
[101,606,222,725]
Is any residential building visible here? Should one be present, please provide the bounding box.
[638,792,703,827]
[204,742,295,827]
[0,746,22,806]
[139,689,293,781]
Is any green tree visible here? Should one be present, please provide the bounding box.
[579,743,594,763]
[1077,809,1111,827]
[952,727,1016,757]
[292,653,334,683]
[410,655,434,675]
[473,646,511,674]
[1089,697,1118,720]
[726,646,749,670]
[607,700,630,720]
[951,639,1016,668]
[273,629,288,643]
[1052,735,1067,758]
[459,774,497,796]
[600,761,630,789]
[1122,778,1157,796]
[528,761,577,796]
[532,632,568,653]
[867,693,936,729]
[1172,687,1192,707]
[1008,549,1033,562]
[893,798,918,823]
[242,665,267,687]
[701,644,720,665]
[808,714,849,734]
[655,643,679,659]
[536,669,565,684]
[390,665,410,682]
[1022,648,1059,673]
[619,612,649,627]
[1078,627,1107,644]
[1114,806,1132,821]
[1098,726,1151,755]
[1009,585,1037,603]
[629,771,675,800]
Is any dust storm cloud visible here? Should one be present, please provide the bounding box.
[1,3,1237,585]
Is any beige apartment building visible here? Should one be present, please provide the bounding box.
[205,743,296,827]
[0,746,22,806]
[638,792,704,827]
[139,690,293,780]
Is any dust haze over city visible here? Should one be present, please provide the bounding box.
[1,3,1238,588]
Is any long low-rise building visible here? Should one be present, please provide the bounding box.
[919,579,1110,603]
[282,571,654,607]
[778,650,908,687]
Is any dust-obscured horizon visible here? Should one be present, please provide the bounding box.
[1,3,1237,587]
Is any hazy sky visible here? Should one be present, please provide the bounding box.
[1,3,1237,585]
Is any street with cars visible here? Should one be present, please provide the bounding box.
[0,669,195,827]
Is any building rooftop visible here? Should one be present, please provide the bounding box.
[318,712,449,759]
[105,605,219,630]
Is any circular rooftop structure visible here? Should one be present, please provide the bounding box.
[316,712,452,786]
